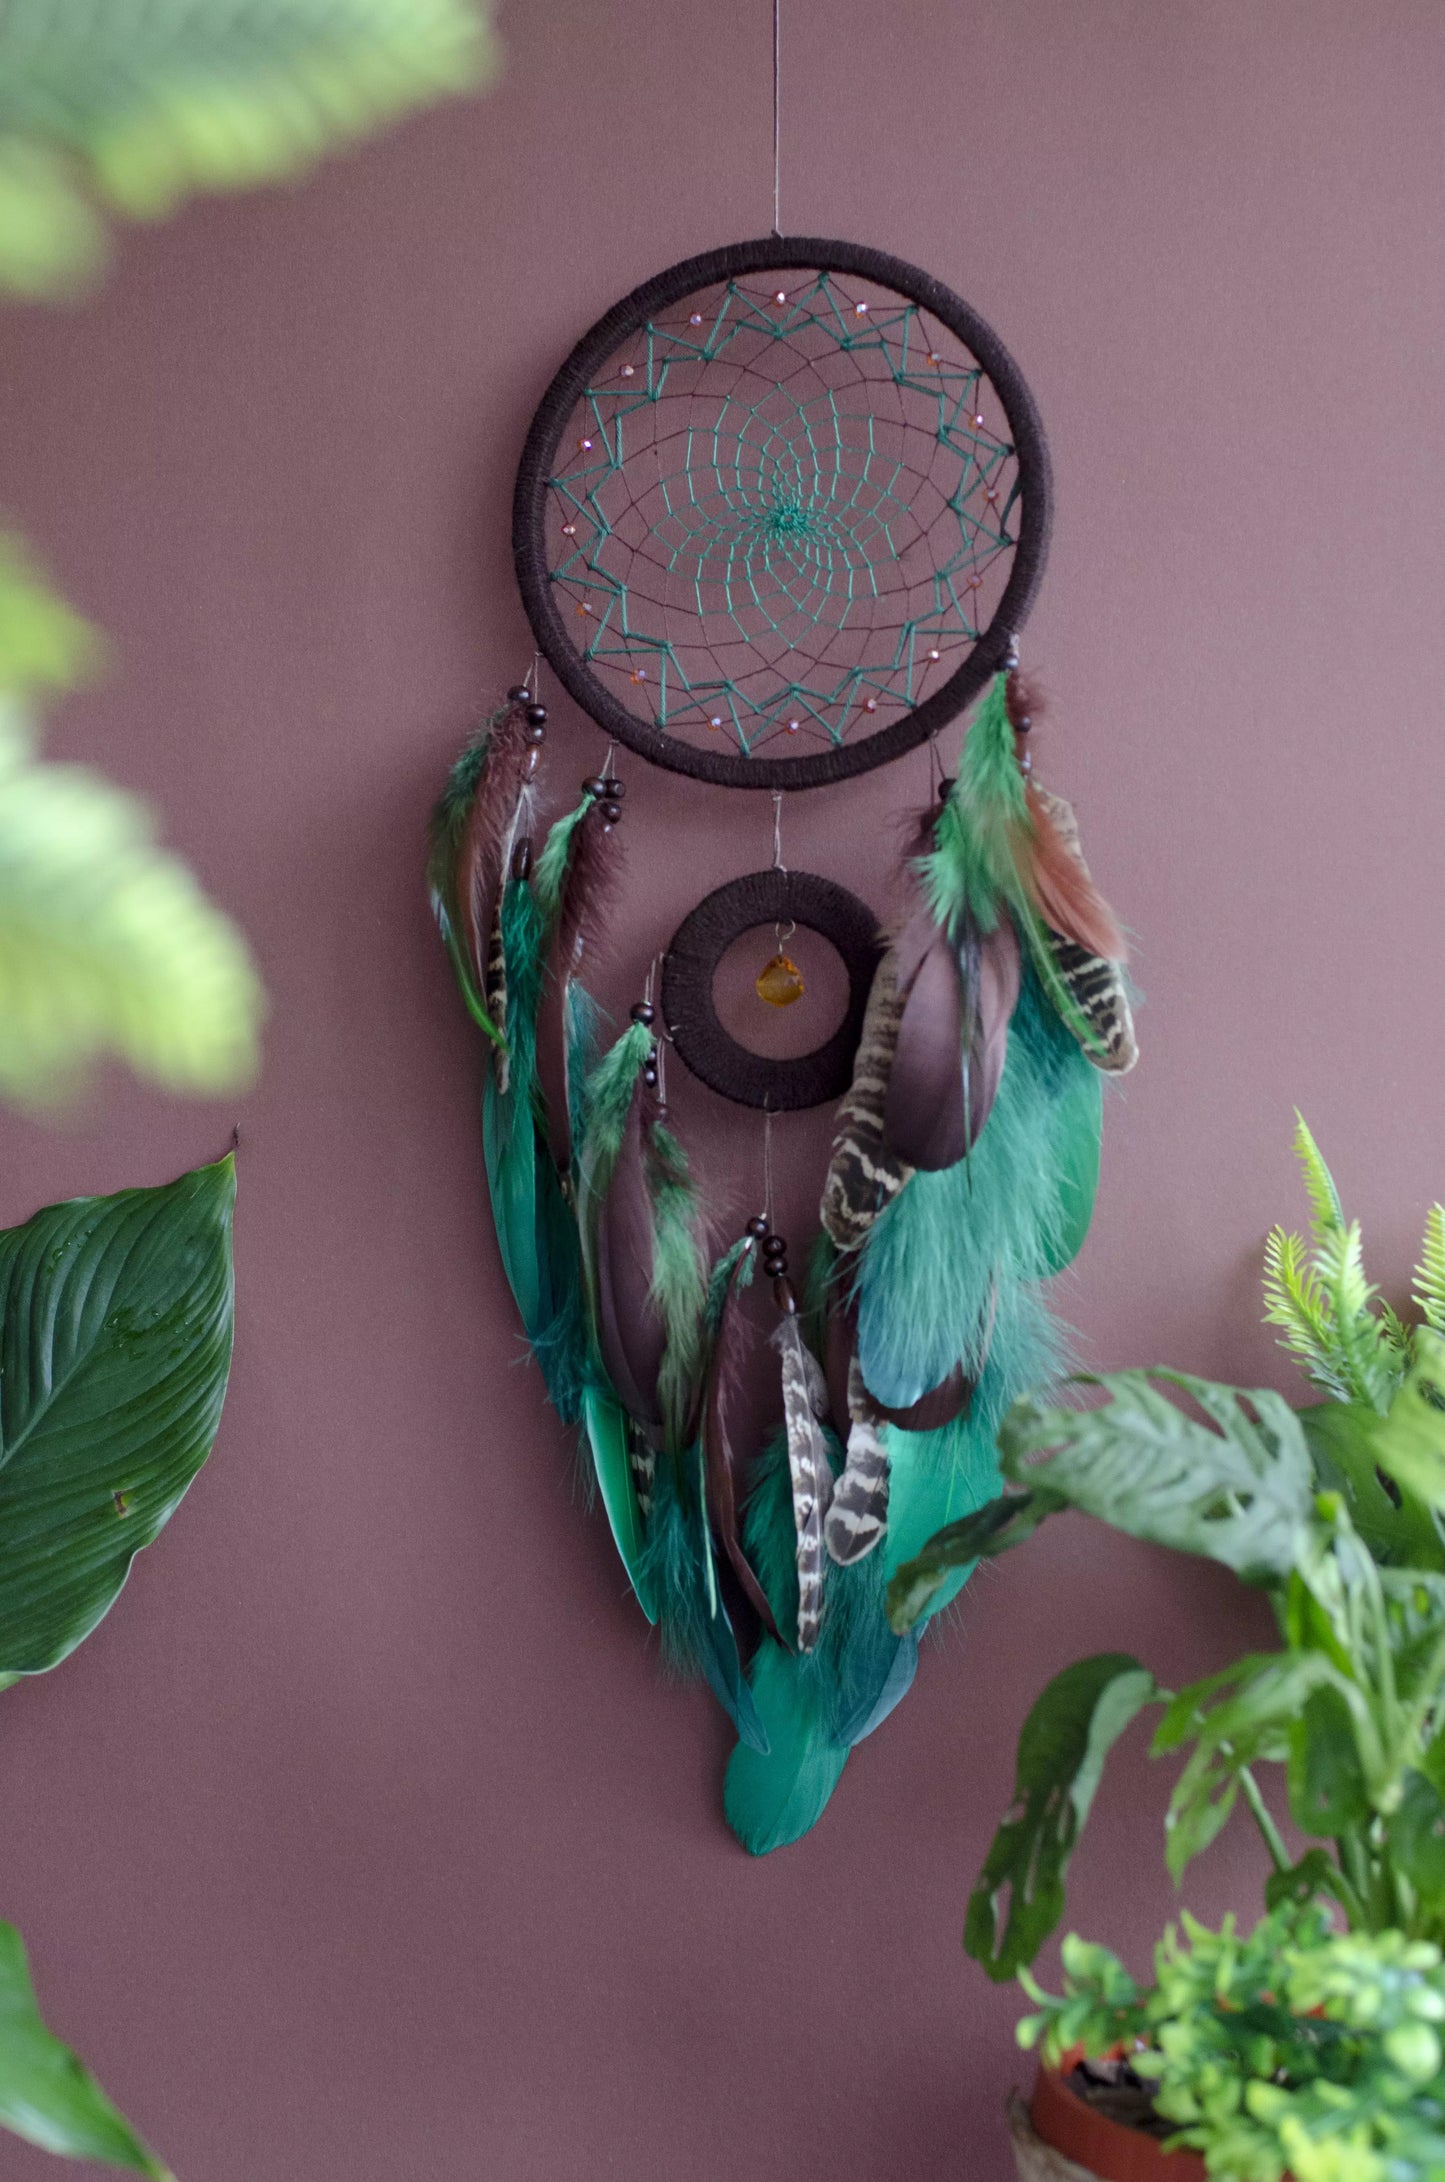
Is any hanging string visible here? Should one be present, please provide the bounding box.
[762,1104,775,1224]
[771,790,786,874]
[771,0,781,237]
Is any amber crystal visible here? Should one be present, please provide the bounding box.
[755,952,805,1007]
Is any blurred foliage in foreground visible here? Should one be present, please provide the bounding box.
[0,537,263,1105]
[0,0,498,296]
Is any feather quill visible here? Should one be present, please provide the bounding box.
[772,1313,833,1651]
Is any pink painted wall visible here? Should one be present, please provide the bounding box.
[2,3,1443,2175]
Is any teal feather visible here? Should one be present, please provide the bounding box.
[855,965,1084,1409]
[640,1452,767,1752]
[581,1383,657,1623]
[724,1638,846,1855]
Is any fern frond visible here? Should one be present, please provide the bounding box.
[1293,1112,1344,1239]
[1314,1219,1397,1413]
[1263,1227,1350,1399]
[0,0,497,295]
[1414,1205,1445,1335]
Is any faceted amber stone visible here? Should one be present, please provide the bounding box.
[755,952,805,1007]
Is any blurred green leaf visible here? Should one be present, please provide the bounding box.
[1373,1329,1445,1512]
[0,536,102,701]
[998,1370,1317,1584]
[0,1154,234,1674]
[1301,1398,1445,1571]
[0,0,497,294]
[0,1920,167,2173]
[965,1654,1159,1981]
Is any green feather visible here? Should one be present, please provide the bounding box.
[640,1453,767,1751]
[922,674,1107,1059]
[581,1384,656,1623]
[532,797,588,925]
[724,1637,846,1855]
[855,965,1083,1409]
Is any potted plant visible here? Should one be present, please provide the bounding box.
[887,1121,1445,2182]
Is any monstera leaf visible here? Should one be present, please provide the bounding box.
[965,1654,1159,1981]
[997,1371,1318,1584]
[0,1154,235,1673]
[0,0,496,295]
[0,1922,167,2175]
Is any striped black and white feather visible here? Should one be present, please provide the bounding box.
[772,1313,834,1652]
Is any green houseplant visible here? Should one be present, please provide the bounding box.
[887,1122,1445,2182]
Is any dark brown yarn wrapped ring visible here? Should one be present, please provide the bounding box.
[661,870,882,1111]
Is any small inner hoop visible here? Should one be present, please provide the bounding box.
[513,237,1051,791]
[661,870,882,1110]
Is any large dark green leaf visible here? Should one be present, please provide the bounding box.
[0,1155,234,1673]
[1300,1399,1445,1571]
[885,1490,1056,1633]
[998,1371,1316,1584]
[965,1653,1158,1981]
[1372,1330,1445,1512]
[0,1921,166,2174]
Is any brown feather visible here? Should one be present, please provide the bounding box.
[1024,781,1128,964]
[703,1243,781,1642]
[591,1069,667,1432]
[883,908,1021,1171]
[1028,787,1138,1073]
[535,802,624,1172]
[454,702,533,989]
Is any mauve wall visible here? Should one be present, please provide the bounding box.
[2,3,1443,2176]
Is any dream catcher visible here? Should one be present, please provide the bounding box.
[429,234,1137,1854]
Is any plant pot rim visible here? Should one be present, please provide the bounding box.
[1029,2049,1207,2182]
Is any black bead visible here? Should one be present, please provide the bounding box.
[745,1215,769,1239]
[506,685,531,704]
[630,1001,655,1027]
[583,775,606,797]
[600,799,622,823]
[1018,752,1033,775]
[525,703,548,726]
[642,1066,658,1088]
[510,837,533,882]
[937,776,955,801]
[764,1244,789,1270]
[525,722,546,746]
[1013,713,1032,734]
[602,777,625,798]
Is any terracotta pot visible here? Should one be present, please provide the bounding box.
[1009,2052,1207,2182]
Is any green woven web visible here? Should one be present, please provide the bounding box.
[546,270,1022,759]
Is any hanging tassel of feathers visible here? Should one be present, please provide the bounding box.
[724,665,1136,1853]
[533,795,624,1173]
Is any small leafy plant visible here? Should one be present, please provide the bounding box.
[1022,1906,1445,2182]
[887,1120,1445,2181]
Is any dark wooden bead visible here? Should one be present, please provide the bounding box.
[1013,713,1032,734]
[507,685,531,704]
[745,1214,769,1238]
[630,1001,655,1026]
[642,1066,658,1089]
[583,776,606,797]
[937,776,954,801]
[525,703,548,726]
[601,777,625,798]
[525,722,546,746]
[510,837,533,882]
[600,799,622,823]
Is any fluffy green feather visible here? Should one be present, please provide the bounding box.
[639,1451,766,1751]
[855,964,1086,1409]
